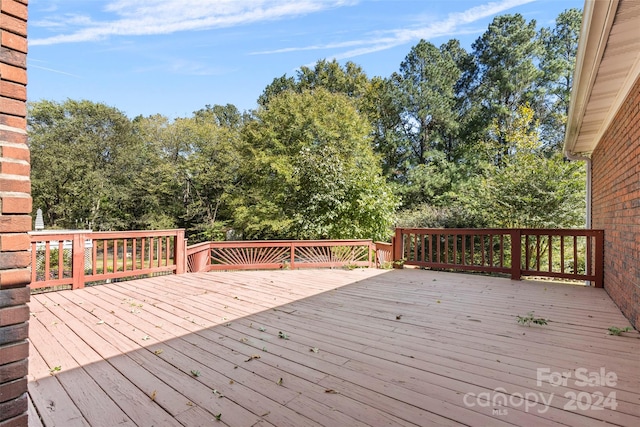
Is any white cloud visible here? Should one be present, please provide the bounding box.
[255,0,537,60]
[30,0,358,46]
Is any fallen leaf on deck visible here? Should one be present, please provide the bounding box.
[324,389,339,394]
[150,390,157,401]
[96,320,105,325]
[142,335,150,341]
[309,347,319,353]
[276,378,283,386]
[245,355,261,362]
[153,349,163,355]
[278,331,289,340]
[214,413,222,421]
[396,315,402,320]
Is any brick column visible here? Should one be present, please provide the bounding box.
[1,1,31,426]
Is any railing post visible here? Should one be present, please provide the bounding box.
[369,241,374,268]
[174,230,186,274]
[393,228,403,269]
[290,242,295,270]
[72,233,86,289]
[594,230,604,288]
[510,229,522,281]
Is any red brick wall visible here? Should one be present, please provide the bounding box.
[591,73,640,331]
[0,0,30,426]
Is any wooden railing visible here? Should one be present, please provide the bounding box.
[374,241,393,268]
[30,229,186,290]
[186,239,376,272]
[394,228,604,287]
[29,228,605,290]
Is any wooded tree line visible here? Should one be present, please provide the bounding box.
[29,10,585,242]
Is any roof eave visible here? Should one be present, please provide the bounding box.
[563,0,619,158]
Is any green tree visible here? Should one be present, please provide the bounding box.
[234,89,397,240]
[538,8,582,152]
[390,40,461,167]
[127,114,184,230]
[465,106,585,228]
[29,99,140,230]
[258,59,370,108]
[472,14,542,160]
[179,116,244,241]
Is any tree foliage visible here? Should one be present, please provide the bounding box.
[29,8,586,241]
[29,100,140,230]
[465,106,585,228]
[235,89,397,241]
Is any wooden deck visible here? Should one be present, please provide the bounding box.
[27,269,640,427]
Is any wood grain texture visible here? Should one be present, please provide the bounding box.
[28,269,640,426]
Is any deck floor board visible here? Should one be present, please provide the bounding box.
[28,269,640,426]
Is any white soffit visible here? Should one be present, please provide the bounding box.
[565,0,640,156]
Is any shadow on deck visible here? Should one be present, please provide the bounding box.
[27,269,640,426]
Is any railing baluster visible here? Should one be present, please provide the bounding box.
[57,240,64,279]
[586,235,592,276]
[123,239,128,272]
[524,234,530,271]
[133,238,137,271]
[92,240,98,275]
[488,234,493,267]
[548,235,553,273]
[44,242,51,282]
[573,235,578,275]
[536,235,541,272]
[113,239,118,273]
[102,239,108,275]
[560,236,565,274]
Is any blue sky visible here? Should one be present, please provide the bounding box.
[28,0,583,119]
